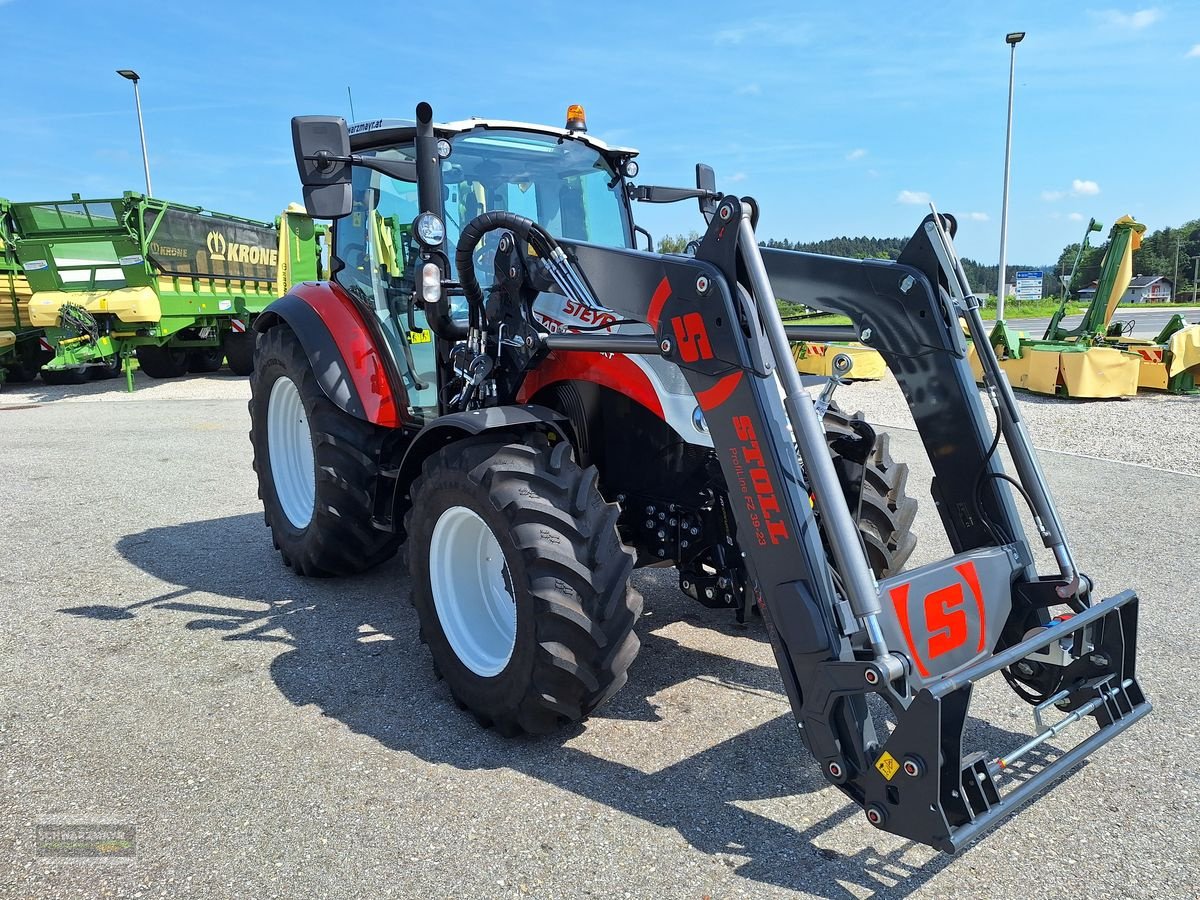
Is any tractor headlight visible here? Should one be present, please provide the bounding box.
[414,213,445,247]
[692,405,708,434]
[623,159,639,179]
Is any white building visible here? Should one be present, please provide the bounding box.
[1120,275,1173,304]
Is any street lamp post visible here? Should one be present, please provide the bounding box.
[996,31,1025,321]
[116,69,153,197]
[1191,256,1200,305]
[1173,237,1181,301]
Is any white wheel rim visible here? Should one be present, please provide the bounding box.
[267,376,316,529]
[429,506,517,677]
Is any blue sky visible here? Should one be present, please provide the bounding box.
[2,1,1197,268]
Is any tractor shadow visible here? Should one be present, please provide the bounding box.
[73,513,1058,897]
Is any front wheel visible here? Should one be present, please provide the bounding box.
[823,406,918,578]
[406,435,642,736]
[248,323,400,576]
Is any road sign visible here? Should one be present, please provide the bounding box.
[1015,270,1042,301]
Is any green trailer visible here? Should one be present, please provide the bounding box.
[0,200,57,387]
[11,192,323,386]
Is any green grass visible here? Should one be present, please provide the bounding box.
[779,296,1199,328]
[1113,300,1199,308]
[779,299,1088,326]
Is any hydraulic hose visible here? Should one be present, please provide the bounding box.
[454,211,560,330]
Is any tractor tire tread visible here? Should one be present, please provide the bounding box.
[405,434,641,736]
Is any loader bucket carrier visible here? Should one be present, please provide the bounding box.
[253,104,1149,855]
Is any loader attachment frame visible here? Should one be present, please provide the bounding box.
[471,193,1148,852]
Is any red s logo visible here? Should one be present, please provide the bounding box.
[672,312,713,363]
[923,584,967,658]
[887,561,987,679]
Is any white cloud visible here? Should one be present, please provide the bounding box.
[728,172,748,183]
[736,83,761,96]
[1072,178,1101,196]
[967,211,989,221]
[715,19,809,47]
[896,190,931,205]
[866,168,880,178]
[1097,8,1162,29]
[1041,190,1065,202]
[846,148,868,161]
[1068,212,1085,221]
[1187,44,1200,58]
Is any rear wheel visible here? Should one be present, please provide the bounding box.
[823,406,918,578]
[136,345,189,379]
[406,435,642,736]
[249,323,400,576]
[225,332,255,376]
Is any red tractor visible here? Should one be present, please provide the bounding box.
[248,103,1148,852]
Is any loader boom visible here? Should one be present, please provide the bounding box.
[470,194,1149,851]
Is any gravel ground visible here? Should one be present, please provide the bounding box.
[836,374,1200,477]
[1,373,1198,899]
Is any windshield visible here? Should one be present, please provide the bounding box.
[331,130,633,424]
[442,129,632,256]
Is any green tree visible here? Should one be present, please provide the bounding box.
[657,231,701,254]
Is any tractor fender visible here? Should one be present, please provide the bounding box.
[254,282,403,427]
[390,404,569,523]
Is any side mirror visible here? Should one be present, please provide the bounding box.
[292,116,352,219]
[696,163,718,222]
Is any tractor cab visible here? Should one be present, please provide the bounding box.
[327,111,640,420]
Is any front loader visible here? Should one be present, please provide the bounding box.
[248,103,1149,853]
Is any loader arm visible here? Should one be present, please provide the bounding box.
[475,195,1148,852]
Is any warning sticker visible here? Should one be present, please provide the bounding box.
[875,751,900,781]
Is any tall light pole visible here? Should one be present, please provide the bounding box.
[116,69,153,197]
[995,31,1025,321]
[1191,255,1200,305]
[1173,236,1181,301]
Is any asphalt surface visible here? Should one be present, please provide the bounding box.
[1,377,1198,899]
[1007,305,1199,338]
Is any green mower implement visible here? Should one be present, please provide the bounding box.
[984,216,1200,396]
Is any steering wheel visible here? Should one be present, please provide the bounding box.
[1121,318,1135,335]
[471,231,505,287]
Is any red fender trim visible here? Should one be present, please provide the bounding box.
[289,282,401,427]
[516,351,665,419]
